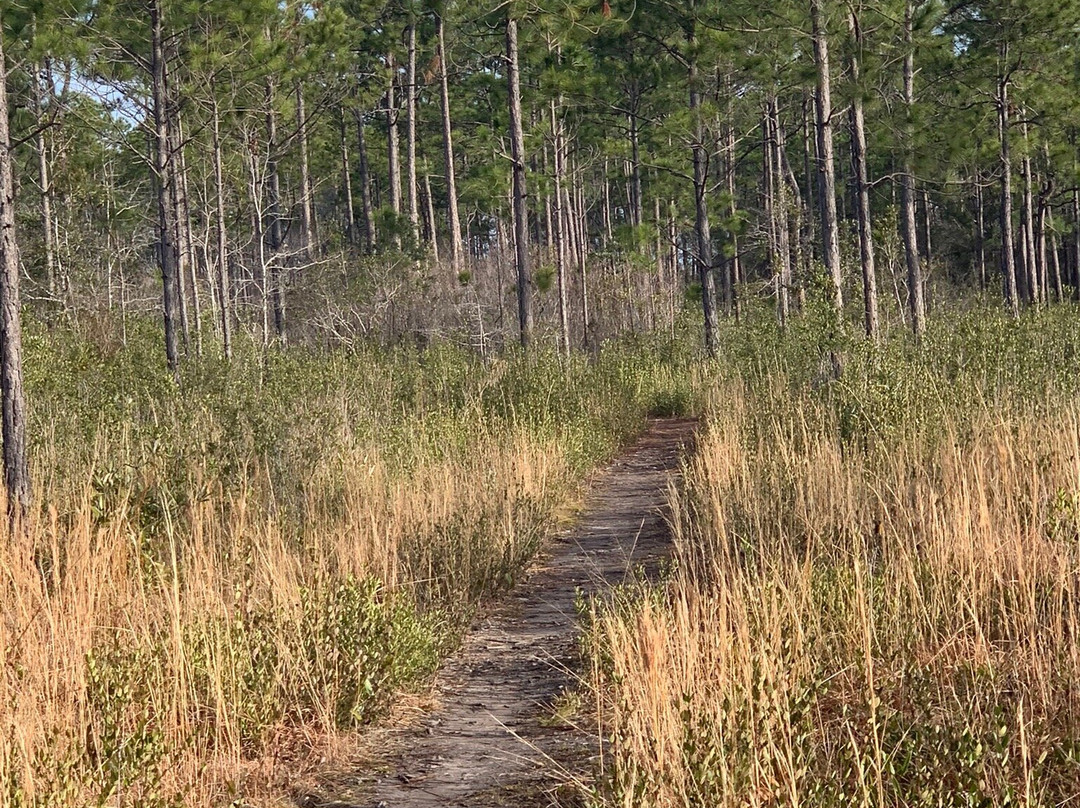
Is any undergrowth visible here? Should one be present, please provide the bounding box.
[1,316,699,807]
[585,304,1080,807]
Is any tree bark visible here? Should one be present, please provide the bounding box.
[32,60,56,302]
[405,23,420,244]
[355,110,377,252]
[179,121,201,354]
[810,0,843,313]
[689,30,719,356]
[436,12,463,274]
[551,101,570,356]
[339,109,356,246]
[764,99,788,327]
[151,0,180,373]
[1073,187,1080,300]
[974,175,986,290]
[628,112,643,228]
[1021,119,1038,303]
[296,84,315,258]
[211,96,232,360]
[424,172,440,262]
[848,5,878,338]
[0,21,30,518]
[901,0,925,339]
[506,17,532,349]
[385,51,402,231]
[770,98,793,328]
[998,66,1019,316]
[265,82,286,341]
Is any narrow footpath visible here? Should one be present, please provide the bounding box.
[324,418,697,808]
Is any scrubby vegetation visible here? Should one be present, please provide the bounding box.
[586,306,1080,807]
[0,318,697,808]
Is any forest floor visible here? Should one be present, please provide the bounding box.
[300,417,697,808]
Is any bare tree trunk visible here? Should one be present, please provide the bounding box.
[297,84,315,258]
[974,175,986,290]
[247,148,270,346]
[265,82,286,341]
[998,65,1019,316]
[437,12,463,274]
[1021,121,1040,304]
[901,0,925,339]
[355,110,377,252]
[767,98,792,328]
[151,0,180,374]
[551,102,570,356]
[405,23,420,244]
[212,96,232,360]
[168,120,190,353]
[629,112,643,228]
[339,110,356,246]
[602,160,613,244]
[724,101,741,303]
[507,17,532,349]
[0,23,29,518]
[175,118,201,355]
[764,100,784,326]
[689,31,719,356]
[810,0,843,313]
[385,51,402,237]
[1050,211,1064,302]
[848,5,878,339]
[424,172,440,262]
[32,60,56,302]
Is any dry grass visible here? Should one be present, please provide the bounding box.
[589,365,1080,806]
[0,431,565,807]
[0,327,699,807]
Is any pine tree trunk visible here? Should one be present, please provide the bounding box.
[1022,121,1039,303]
[405,23,419,244]
[151,0,180,373]
[339,110,356,246]
[437,12,463,274]
[1073,188,1080,300]
[602,160,613,245]
[974,175,986,290]
[848,6,878,339]
[212,96,232,360]
[385,51,402,230]
[32,60,56,302]
[998,68,1019,316]
[551,101,570,356]
[724,103,741,304]
[1046,204,1063,302]
[629,112,643,228]
[265,82,286,341]
[901,0,925,338]
[810,0,843,313]
[174,118,201,355]
[355,110,377,252]
[506,17,532,349]
[168,119,190,353]
[0,23,30,518]
[764,100,785,327]
[246,149,270,346]
[771,99,793,328]
[424,173,440,262]
[297,84,315,258]
[689,34,719,356]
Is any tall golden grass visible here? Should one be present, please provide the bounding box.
[590,372,1080,806]
[0,425,568,807]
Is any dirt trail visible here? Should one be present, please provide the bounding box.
[325,418,696,808]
